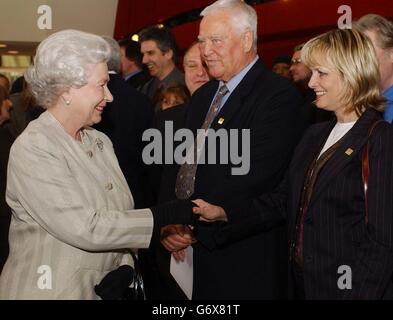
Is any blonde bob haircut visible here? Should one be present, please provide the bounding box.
[301,28,385,116]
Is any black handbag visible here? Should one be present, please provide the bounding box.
[94,250,146,300]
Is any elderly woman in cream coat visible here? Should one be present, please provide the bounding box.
[0,30,194,300]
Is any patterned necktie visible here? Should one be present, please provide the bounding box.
[175,85,229,199]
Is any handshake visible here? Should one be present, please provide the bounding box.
[160,199,228,262]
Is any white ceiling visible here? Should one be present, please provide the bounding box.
[0,0,118,59]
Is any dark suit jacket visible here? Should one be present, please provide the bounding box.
[186,59,305,299]
[94,73,154,208]
[0,126,14,272]
[140,103,189,300]
[242,108,393,299]
[125,69,152,90]
[286,108,393,299]
[155,104,188,203]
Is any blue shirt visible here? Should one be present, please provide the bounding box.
[209,56,259,114]
[383,85,393,123]
[124,69,142,82]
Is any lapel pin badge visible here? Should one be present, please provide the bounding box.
[345,148,353,156]
[218,118,225,125]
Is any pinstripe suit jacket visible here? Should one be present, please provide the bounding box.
[0,111,153,300]
[287,108,393,299]
[220,108,393,299]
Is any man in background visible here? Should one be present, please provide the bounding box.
[356,14,393,123]
[272,54,292,80]
[139,26,185,111]
[118,39,151,90]
[290,43,332,124]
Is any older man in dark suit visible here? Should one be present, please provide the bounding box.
[160,0,305,299]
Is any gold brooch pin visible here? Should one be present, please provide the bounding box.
[345,148,353,156]
[96,138,104,152]
[218,118,225,124]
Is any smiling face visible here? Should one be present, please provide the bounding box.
[308,59,349,118]
[183,44,210,95]
[68,61,113,127]
[141,40,173,80]
[198,11,255,82]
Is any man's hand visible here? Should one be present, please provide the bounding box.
[192,199,228,222]
[172,249,186,262]
[160,224,195,252]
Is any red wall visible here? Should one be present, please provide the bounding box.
[114,0,212,40]
[115,0,393,67]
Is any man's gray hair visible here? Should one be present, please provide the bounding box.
[201,0,258,51]
[355,14,393,49]
[25,29,111,109]
[102,35,121,73]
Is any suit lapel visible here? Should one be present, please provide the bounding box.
[306,109,382,214]
[289,120,336,222]
[210,60,265,130]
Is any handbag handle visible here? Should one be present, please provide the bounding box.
[128,250,146,300]
[361,119,384,225]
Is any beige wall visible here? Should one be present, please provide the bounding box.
[0,0,119,42]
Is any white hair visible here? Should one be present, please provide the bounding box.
[201,0,258,51]
[25,29,111,109]
[102,35,121,73]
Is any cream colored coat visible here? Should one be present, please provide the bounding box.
[0,111,153,299]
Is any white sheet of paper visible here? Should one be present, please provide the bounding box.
[170,246,193,300]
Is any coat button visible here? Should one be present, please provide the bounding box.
[87,151,93,158]
[105,183,113,190]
